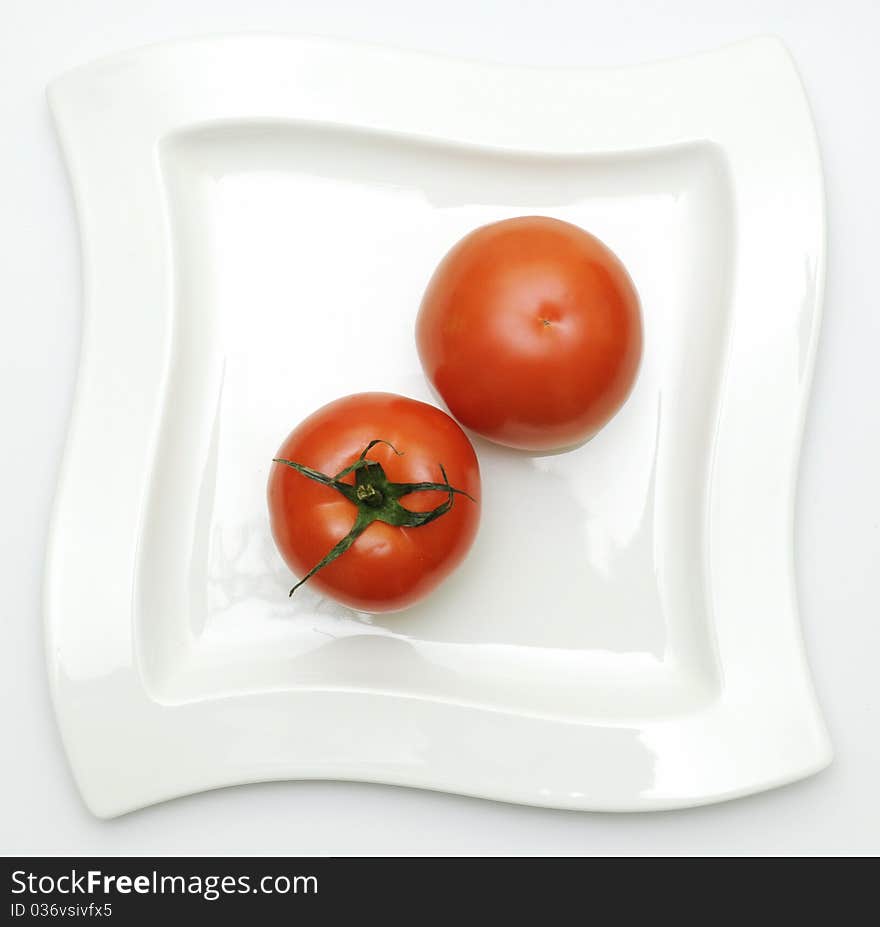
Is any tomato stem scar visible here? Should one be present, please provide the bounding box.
[273,440,476,596]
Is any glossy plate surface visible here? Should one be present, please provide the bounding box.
[47,35,830,815]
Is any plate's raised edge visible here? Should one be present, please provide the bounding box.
[775,39,832,766]
[702,36,832,772]
[45,31,783,95]
[44,34,831,817]
[46,34,808,156]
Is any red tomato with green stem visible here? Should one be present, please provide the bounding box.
[268,392,480,613]
[416,216,643,451]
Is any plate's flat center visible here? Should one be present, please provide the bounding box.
[137,123,732,718]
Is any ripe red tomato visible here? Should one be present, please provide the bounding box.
[267,392,480,613]
[416,216,643,451]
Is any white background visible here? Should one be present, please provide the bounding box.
[2,0,877,855]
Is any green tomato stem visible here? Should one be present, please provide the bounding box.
[273,439,476,595]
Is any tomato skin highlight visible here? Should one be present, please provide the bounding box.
[267,392,480,613]
[416,216,643,451]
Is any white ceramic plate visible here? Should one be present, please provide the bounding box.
[46,34,831,816]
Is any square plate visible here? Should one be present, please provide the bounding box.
[46,34,831,815]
